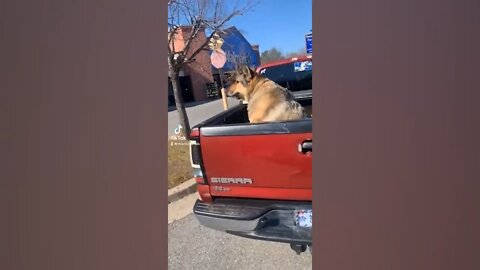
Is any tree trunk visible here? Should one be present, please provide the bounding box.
[169,68,191,140]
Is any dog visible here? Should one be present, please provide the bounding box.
[225,65,307,123]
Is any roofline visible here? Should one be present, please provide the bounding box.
[218,26,254,50]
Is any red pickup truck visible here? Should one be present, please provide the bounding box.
[190,56,312,254]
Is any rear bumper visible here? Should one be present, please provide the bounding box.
[193,198,312,245]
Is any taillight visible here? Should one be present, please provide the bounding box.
[189,129,207,184]
[190,128,212,203]
[190,142,202,167]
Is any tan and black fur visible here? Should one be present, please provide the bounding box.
[225,65,306,123]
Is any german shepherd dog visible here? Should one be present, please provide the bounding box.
[225,65,306,123]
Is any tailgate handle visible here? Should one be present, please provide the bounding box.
[299,140,312,154]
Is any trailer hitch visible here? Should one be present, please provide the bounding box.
[290,243,307,255]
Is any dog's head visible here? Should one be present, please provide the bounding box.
[225,65,257,100]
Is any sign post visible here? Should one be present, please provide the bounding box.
[209,34,228,110]
[218,68,228,110]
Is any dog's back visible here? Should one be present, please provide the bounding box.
[247,78,306,122]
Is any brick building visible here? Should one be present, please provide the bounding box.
[168,26,260,106]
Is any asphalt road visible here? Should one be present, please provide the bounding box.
[168,97,240,137]
[168,214,312,270]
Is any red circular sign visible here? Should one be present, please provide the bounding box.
[211,49,226,69]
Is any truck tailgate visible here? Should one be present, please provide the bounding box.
[199,120,312,201]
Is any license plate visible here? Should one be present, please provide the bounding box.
[294,209,312,228]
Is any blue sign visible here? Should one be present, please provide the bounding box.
[305,33,312,54]
[211,27,260,72]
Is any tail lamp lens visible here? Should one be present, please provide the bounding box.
[190,140,206,183]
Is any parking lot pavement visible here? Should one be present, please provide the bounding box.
[168,98,240,137]
[168,214,312,270]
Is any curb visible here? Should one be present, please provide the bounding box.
[168,178,197,204]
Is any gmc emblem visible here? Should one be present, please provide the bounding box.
[210,177,253,184]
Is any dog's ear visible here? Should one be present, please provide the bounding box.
[239,65,255,82]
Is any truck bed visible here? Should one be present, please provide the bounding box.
[195,95,312,128]
[191,93,312,201]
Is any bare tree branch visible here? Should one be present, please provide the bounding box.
[213,0,219,23]
[167,0,259,138]
[182,8,245,68]
[180,22,202,60]
[168,0,181,56]
[178,0,196,25]
[172,0,257,65]
[168,26,182,58]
